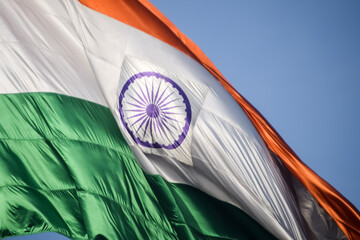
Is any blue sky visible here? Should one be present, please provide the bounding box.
[8,1,360,239]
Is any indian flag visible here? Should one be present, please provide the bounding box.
[0,0,359,239]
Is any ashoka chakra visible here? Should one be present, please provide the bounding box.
[119,72,191,149]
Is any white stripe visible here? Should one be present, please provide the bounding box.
[0,0,106,105]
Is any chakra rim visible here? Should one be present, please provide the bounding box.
[119,72,191,149]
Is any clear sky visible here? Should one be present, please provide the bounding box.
[8,1,360,239]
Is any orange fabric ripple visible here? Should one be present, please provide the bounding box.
[79,0,360,238]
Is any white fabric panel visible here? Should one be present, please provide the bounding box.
[0,1,346,239]
[0,0,106,105]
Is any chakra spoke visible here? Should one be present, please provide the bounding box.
[157,116,170,136]
[129,95,147,107]
[159,97,181,108]
[136,116,149,133]
[149,118,153,139]
[154,118,163,138]
[155,86,169,105]
[158,119,168,138]
[162,117,178,130]
[133,87,148,105]
[159,117,173,134]
[130,114,147,127]
[127,112,146,120]
[160,105,182,111]
[124,101,145,109]
[162,111,183,115]
[138,83,150,104]
[154,81,162,104]
[152,118,157,137]
[151,80,154,104]
[143,117,151,138]
[145,81,151,104]
[157,91,176,107]
[161,114,182,123]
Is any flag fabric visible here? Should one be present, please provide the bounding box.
[0,0,359,240]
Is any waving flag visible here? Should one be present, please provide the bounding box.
[1,0,359,239]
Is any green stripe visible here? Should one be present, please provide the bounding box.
[0,93,276,240]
